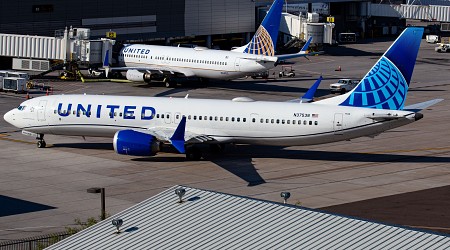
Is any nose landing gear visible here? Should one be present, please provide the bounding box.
[36,134,46,148]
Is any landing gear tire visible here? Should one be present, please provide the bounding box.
[37,140,46,148]
[164,78,175,88]
[186,146,202,161]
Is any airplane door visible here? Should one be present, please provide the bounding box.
[164,112,172,124]
[37,100,47,122]
[333,113,344,135]
[234,58,241,72]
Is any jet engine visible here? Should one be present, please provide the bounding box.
[126,70,152,82]
[113,130,160,156]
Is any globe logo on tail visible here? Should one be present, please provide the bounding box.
[243,26,275,56]
[340,57,408,110]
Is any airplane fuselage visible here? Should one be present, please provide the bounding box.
[117,44,277,80]
[5,95,418,147]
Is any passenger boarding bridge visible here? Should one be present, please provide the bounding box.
[0,27,113,72]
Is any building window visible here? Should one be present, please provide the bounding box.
[32,4,53,13]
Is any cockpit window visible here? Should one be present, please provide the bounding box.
[17,105,26,111]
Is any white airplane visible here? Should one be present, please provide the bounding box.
[106,0,315,87]
[4,27,443,160]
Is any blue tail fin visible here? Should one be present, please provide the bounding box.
[338,27,424,110]
[240,0,283,56]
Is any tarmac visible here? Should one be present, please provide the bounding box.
[0,38,449,241]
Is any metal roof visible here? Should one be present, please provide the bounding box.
[47,185,450,249]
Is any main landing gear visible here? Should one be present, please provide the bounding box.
[36,134,46,148]
[185,146,202,161]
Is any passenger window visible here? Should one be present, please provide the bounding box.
[266,119,269,123]
[54,110,57,114]
[210,116,213,121]
[199,116,202,120]
[176,115,179,119]
[161,114,165,119]
[271,119,274,124]
[109,112,113,117]
[188,115,191,120]
[282,120,285,124]
[309,121,312,125]
[260,118,263,123]
[73,110,76,115]
[215,116,218,121]
[315,121,318,125]
[243,118,246,122]
[204,116,207,120]
[226,117,229,121]
[287,120,290,124]
[252,118,256,123]
[231,117,235,122]
[220,117,223,121]
[303,120,307,125]
[292,120,295,124]
[119,112,122,117]
[237,118,240,122]
[114,112,117,117]
[276,119,280,124]
[194,116,197,120]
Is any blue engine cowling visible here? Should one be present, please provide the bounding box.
[113,130,160,156]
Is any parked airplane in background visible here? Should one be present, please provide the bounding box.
[105,0,315,87]
[4,28,442,160]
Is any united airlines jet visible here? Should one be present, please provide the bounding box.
[4,27,443,160]
[106,0,315,87]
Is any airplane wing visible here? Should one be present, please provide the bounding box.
[108,65,196,77]
[276,37,323,61]
[146,126,215,144]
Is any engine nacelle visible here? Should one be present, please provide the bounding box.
[113,130,160,156]
[126,70,152,82]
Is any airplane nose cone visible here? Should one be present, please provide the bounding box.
[3,110,15,126]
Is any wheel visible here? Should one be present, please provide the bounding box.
[290,73,295,77]
[340,88,346,94]
[37,140,46,148]
[164,78,174,88]
[186,147,202,160]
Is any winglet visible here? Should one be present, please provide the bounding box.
[103,50,110,78]
[300,37,313,52]
[301,76,323,103]
[170,117,186,153]
[103,50,110,67]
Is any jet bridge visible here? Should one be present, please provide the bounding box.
[0,27,114,72]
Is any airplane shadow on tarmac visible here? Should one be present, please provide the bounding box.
[0,195,55,217]
[51,142,450,187]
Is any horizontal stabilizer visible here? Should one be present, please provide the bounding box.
[404,99,444,112]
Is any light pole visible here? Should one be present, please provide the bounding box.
[87,187,106,220]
